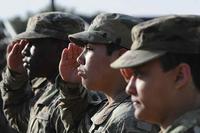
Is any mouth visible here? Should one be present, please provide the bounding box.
[77,67,87,78]
[22,58,30,69]
[22,62,29,68]
[131,97,140,107]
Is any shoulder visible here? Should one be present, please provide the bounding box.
[110,101,158,132]
[165,109,200,133]
[112,99,134,120]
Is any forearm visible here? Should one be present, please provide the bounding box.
[0,68,33,133]
[56,76,88,130]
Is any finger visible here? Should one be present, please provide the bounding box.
[73,44,82,58]
[59,48,68,73]
[120,68,133,82]
[7,43,14,54]
[61,48,68,61]
[67,43,74,59]
[7,40,19,53]
[18,42,28,55]
[70,43,82,59]
[9,43,20,55]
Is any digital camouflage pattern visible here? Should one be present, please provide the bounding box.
[88,93,159,133]
[111,15,200,68]
[15,12,86,41]
[56,76,160,133]
[1,70,70,133]
[162,109,200,133]
[0,28,17,133]
[69,13,143,49]
[65,13,159,132]
[0,12,86,133]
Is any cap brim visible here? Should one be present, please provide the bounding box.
[111,50,166,69]
[69,31,111,46]
[14,31,52,41]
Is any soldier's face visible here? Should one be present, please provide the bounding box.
[125,59,177,124]
[21,39,61,79]
[77,43,120,92]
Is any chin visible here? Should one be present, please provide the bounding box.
[135,109,156,124]
[134,107,147,121]
[82,80,90,90]
[134,109,142,119]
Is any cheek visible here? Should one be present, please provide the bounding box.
[83,54,100,87]
[135,79,158,107]
[137,79,166,110]
[85,54,98,74]
[135,80,147,98]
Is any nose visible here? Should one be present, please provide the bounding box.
[125,76,137,96]
[76,51,85,65]
[21,43,30,56]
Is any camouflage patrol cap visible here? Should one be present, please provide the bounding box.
[69,13,143,49]
[15,12,86,41]
[111,15,200,68]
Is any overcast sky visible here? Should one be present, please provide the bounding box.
[1,0,200,19]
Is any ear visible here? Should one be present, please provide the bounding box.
[174,63,192,89]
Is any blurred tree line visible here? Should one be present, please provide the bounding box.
[9,3,98,34]
[8,1,153,34]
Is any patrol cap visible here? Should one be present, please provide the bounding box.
[69,13,143,49]
[111,15,200,68]
[15,12,86,41]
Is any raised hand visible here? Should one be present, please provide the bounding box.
[7,40,28,74]
[120,68,133,83]
[59,43,82,84]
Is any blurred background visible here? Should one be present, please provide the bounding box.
[0,0,199,77]
[1,0,200,35]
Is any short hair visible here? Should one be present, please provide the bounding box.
[159,52,200,90]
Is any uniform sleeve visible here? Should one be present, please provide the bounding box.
[0,93,18,133]
[112,117,159,133]
[55,76,88,132]
[0,68,33,133]
[106,103,160,133]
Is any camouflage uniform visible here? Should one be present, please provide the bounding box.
[56,76,106,133]
[0,29,17,133]
[0,95,17,133]
[60,13,159,133]
[88,94,156,133]
[162,109,200,133]
[0,12,86,133]
[111,15,200,133]
[1,71,61,133]
[57,76,159,133]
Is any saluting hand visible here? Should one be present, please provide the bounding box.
[7,40,27,74]
[59,43,82,84]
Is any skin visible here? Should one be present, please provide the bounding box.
[8,38,65,82]
[59,43,82,84]
[121,58,200,131]
[7,40,27,73]
[59,43,127,103]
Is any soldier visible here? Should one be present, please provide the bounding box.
[0,29,17,133]
[111,15,200,133]
[0,12,86,133]
[58,13,159,132]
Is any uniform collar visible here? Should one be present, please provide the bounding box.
[91,91,130,125]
